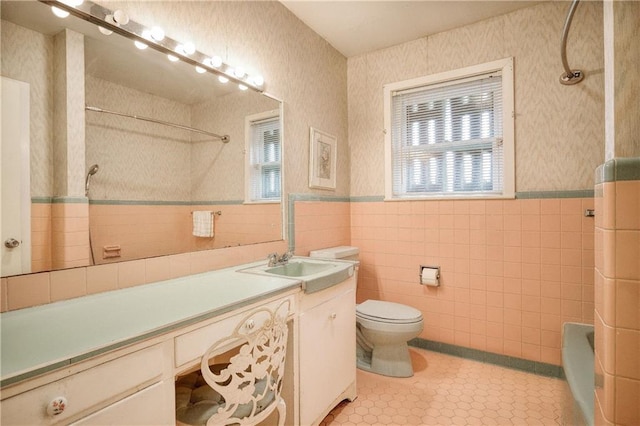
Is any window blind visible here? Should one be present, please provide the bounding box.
[390,72,504,198]
[249,116,281,200]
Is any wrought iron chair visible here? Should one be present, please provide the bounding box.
[176,300,290,426]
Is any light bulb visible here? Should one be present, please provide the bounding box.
[218,76,229,84]
[61,0,83,6]
[195,66,206,74]
[234,67,246,79]
[51,6,70,18]
[98,26,112,36]
[134,40,148,50]
[150,26,165,41]
[253,75,264,87]
[183,42,195,55]
[210,56,222,68]
[167,54,179,62]
[175,43,194,55]
[112,10,129,25]
[238,84,248,91]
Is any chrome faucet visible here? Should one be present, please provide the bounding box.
[267,250,294,267]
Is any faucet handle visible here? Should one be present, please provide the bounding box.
[280,249,294,262]
[267,252,278,266]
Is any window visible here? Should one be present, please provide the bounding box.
[245,110,281,202]
[384,58,514,200]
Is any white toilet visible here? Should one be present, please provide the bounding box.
[309,246,424,378]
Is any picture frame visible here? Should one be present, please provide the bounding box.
[309,127,337,190]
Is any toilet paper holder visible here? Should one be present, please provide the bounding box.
[419,265,440,286]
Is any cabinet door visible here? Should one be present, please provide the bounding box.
[299,288,355,426]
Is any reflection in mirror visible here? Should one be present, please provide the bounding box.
[0,0,283,277]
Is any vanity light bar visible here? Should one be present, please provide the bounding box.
[39,0,265,93]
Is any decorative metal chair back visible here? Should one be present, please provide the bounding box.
[176,300,290,426]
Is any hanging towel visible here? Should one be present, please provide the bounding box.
[192,211,215,238]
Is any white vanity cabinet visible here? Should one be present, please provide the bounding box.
[0,342,175,425]
[298,274,357,426]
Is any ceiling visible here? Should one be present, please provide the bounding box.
[280,1,542,58]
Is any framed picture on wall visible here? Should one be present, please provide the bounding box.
[309,127,337,190]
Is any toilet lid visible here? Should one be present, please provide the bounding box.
[356,300,423,324]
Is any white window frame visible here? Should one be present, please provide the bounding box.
[384,57,514,200]
[244,109,282,204]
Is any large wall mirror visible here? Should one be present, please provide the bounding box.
[1,0,283,277]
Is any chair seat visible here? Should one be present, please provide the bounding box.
[176,365,275,426]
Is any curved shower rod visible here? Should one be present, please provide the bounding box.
[559,0,584,85]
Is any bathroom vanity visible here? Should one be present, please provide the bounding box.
[0,258,357,426]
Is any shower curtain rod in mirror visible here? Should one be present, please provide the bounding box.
[85,106,230,143]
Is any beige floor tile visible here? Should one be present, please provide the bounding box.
[321,348,568,426]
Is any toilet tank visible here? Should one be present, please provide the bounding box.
[309,246,359,261]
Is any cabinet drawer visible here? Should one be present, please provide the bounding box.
[1,344,165,425]
[174,295,294,368]
[70,380,174,425]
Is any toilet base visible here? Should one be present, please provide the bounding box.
[356,342,414,378]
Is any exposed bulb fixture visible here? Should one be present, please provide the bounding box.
[234,67,246,79]
[51,6,70,18]
[252,75,264,87]
[176,42,196,56]
[75,2,266,92]
[112,10,129,25]
[99,14,117,35]
[149,26,165,41]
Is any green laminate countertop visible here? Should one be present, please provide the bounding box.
[0,262,301,387]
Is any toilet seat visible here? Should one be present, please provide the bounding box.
[356,300,423,324]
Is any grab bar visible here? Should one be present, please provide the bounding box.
[559,0,584,85]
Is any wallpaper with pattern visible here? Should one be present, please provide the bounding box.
[611,1,640,158]
[348,2,605,196]
[95,0,350,198]
[53,29,86,197]
[190,91,280,201]
[85,75,193,201]
[1,20,54,198]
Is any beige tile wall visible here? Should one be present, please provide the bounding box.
[293,201,351,255]
[291,196,594,367]
[88,203,281,264]
[594,179,640,425]
[51,202,90,270]
[1,240,287,313]
[351,198,594,366]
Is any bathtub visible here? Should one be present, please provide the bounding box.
[562,322,594,426]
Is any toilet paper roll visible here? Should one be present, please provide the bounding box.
[420,267,440,286]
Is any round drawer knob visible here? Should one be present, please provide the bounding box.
[330,313,337,319]
[47,396,68,416]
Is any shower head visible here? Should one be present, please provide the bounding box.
[85,164,100,197]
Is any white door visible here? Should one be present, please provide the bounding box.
[1,76,31,276]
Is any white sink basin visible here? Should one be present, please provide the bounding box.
[239,258,355,293]
[265,261,334,277]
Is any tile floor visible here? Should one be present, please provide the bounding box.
[321,348,571,426]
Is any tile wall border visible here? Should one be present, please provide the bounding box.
[409,338,565,379]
